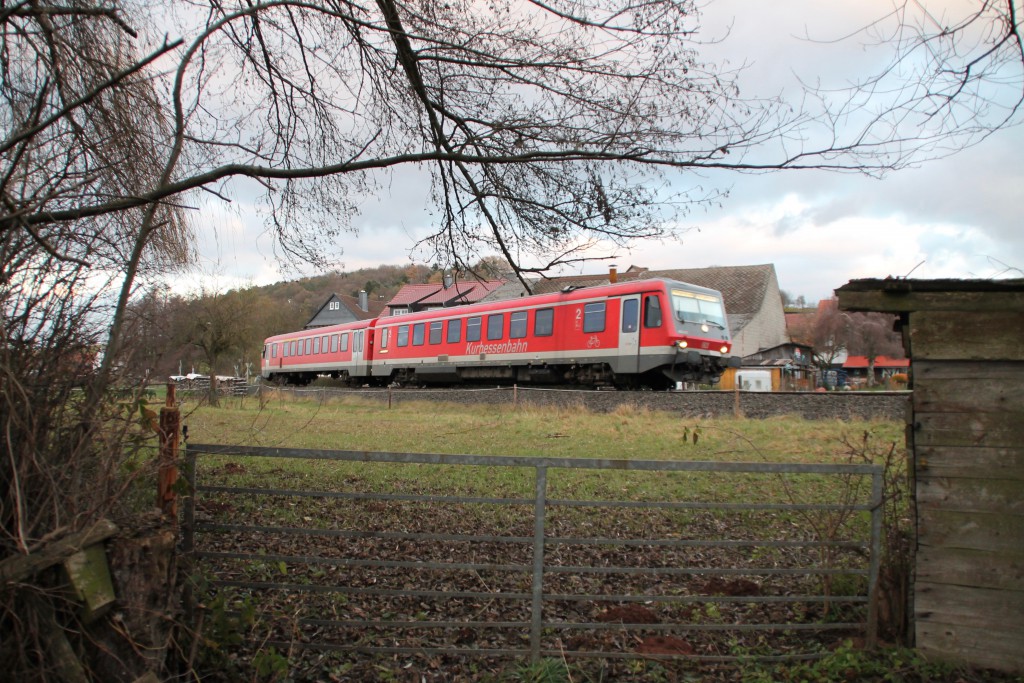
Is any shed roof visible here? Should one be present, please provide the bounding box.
[842,355,909,369]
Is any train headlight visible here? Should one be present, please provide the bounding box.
[676,340,688,349]
[720,344,729,353]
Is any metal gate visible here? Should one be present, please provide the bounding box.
[184,444,882,665]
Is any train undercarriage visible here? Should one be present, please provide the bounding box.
[268,352,738,390]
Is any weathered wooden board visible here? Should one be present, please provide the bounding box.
[917,446,1024,481]
[916,546,1024,592]
[913,360,1024,381]
[913,412,1024,449]
[916,620,1024,674]
[918,508,1024,554]
[837,286,1024,314]
[63,543,116,623]
[918,476,1024,515]
[916,582,1024,631]
[0,519,118,584]
[913,362,1024,413]
[909,311,1024,360]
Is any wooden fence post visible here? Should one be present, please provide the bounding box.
[158,383,181,519]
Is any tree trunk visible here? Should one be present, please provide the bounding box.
[85,514,179,681]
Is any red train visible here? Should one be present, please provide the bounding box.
[261,278,741,389]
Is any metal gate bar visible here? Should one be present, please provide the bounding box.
[184,443,883,664]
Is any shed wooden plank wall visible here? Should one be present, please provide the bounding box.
[837,280,1024,674]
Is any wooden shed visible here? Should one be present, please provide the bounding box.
[836,278,1024,674]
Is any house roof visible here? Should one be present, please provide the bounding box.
[528,265,777,317]
[385,279,506,311]
[305,293,383,328]
[785,312,814,344]
[842,355,909,369]
[414,280,506,306]
[387,283,442,307]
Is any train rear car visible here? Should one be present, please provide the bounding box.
[261,318,375,385]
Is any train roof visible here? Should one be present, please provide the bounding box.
[264,277,729,343]
[528,265,776,317]
[371,278,721,326]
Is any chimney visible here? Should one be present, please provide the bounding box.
[358,290,368,312]
[609,264,618,284]
[443,273,453,289]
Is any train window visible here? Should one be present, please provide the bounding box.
[583,302,606,333]
[644,295,662,327]
[321,335,328,353]
[510,311,528,339]
[313,337,321,354]
[290,341,297,356]
[397,325,409,347]
[355,331,363,352]
[447,319,462,343]
[621,298,639,333]
[429,321,443,344]
[413,323,425,346]
[487,313,505,340]
[340,333,349,352]
[534,308,554,336]
[330,334,338,353]
[271,344,277,358]
[305,338,312,355]
[466,316,482,342]
[380,328,389,349]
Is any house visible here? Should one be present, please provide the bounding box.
[304,291,384,329]
[723,341,816,391]
[383,276,506,316]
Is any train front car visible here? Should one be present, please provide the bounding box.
[643,279,741,386]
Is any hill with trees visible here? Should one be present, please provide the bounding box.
[124,263,437,381]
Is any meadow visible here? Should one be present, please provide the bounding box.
[178,393,927,682]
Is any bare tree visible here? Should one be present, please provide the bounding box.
[810,299,850,374]
[2,1,1020,677]
[845,312,905,386]
[808,299,904,387]
[179,287,258,405]
[839,1,1022,153]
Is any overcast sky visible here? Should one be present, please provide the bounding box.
[188,1,1023,304]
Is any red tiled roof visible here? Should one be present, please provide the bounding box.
[785,312,813,344]
[386,283,441,306]
[842,356,909,369]
[386,279,506,309]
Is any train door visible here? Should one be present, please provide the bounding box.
[618,296,641,373]
[351,329,367,377]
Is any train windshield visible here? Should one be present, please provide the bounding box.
[670,289,727,330]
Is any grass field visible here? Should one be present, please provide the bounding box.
[178,395,1018,682]
[181,392,905,465]
[180,392,904,508]
[177,394,940,681]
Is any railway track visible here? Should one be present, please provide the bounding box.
[256,384,909,421]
